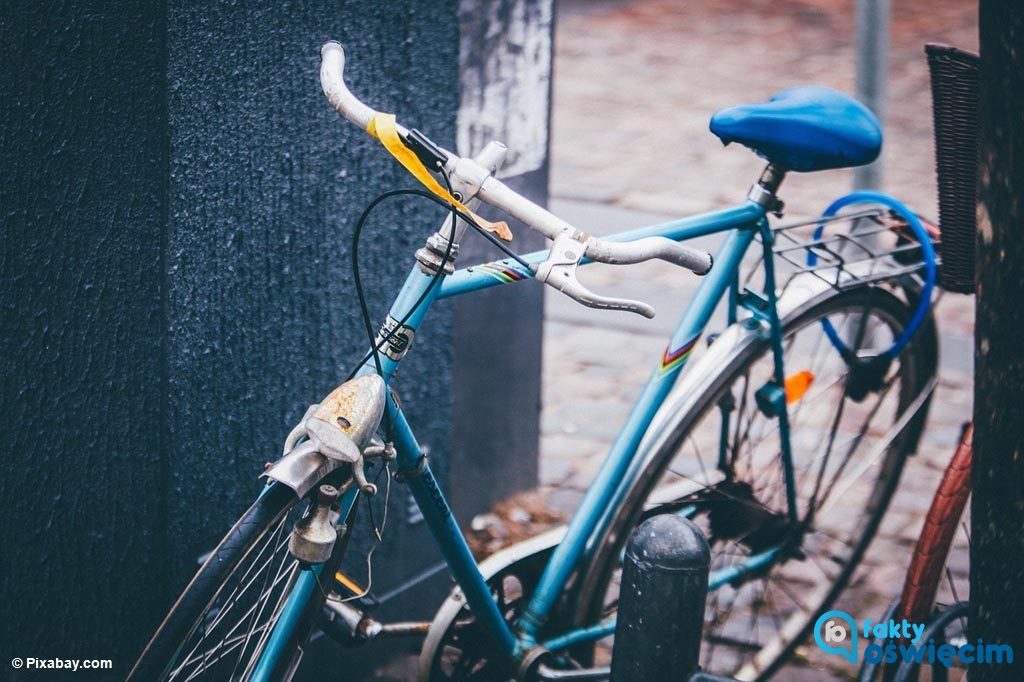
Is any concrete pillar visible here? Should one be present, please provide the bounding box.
[451,0,553,521]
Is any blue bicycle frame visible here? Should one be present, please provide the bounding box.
[254,196,806,674]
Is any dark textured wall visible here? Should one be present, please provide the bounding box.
[1,0,472,673]
[972,2,1024,672]
[162,0,462,593]
[0,0,169,667]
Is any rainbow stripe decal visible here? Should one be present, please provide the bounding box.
[474,262,530,284]
[659,334,701,375]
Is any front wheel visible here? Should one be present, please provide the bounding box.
[129,477,354,682]
[576,286,937,680]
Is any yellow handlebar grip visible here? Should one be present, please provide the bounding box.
[367,113,512,241]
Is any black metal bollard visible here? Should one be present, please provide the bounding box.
[610,514,711,682]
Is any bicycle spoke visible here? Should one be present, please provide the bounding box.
[730,373,752,473]
[172,562,296,680]
[747,579,768,644]
[694,433,711,474]
[238,563,300,681]
[812,379,897,514]
[770,577,812,613]
[227,522,289,680]
[806,306,876,511]
[236,537,297,679]
[181,627,272,682]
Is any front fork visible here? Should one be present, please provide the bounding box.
[253,395,520,679]
[251,484,361,682]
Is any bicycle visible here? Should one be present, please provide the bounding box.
[130,41,942,682]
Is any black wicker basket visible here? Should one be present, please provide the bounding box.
[926,43,980,294]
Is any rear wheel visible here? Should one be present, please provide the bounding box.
[575,286,936,680]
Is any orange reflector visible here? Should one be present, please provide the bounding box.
[785,370,815,404]
[334,571,364,596]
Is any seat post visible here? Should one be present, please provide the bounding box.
[747,163,787,216]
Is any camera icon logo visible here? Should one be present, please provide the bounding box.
[814,609,859,664]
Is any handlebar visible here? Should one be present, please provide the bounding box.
[586,237,712,273]
[320,41,713,317]
[321,42,397,135]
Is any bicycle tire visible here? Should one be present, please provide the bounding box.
[857,429,972,682]
[897,425,972,625]
[130,480,352,681]
[575,286,937,680]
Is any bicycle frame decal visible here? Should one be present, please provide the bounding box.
[473,261,531,283]
[658,333,702,374]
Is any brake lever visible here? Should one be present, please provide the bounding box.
[534,231,657,318]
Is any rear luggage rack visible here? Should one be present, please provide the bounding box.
[754,208,940,295]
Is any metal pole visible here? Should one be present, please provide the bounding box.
[609,514,710,682]
[853,0,890,190]
[850,0,891,351]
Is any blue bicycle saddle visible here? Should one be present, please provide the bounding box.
[709,86,882,172]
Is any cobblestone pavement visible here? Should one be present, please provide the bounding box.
[531,1,977,679]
